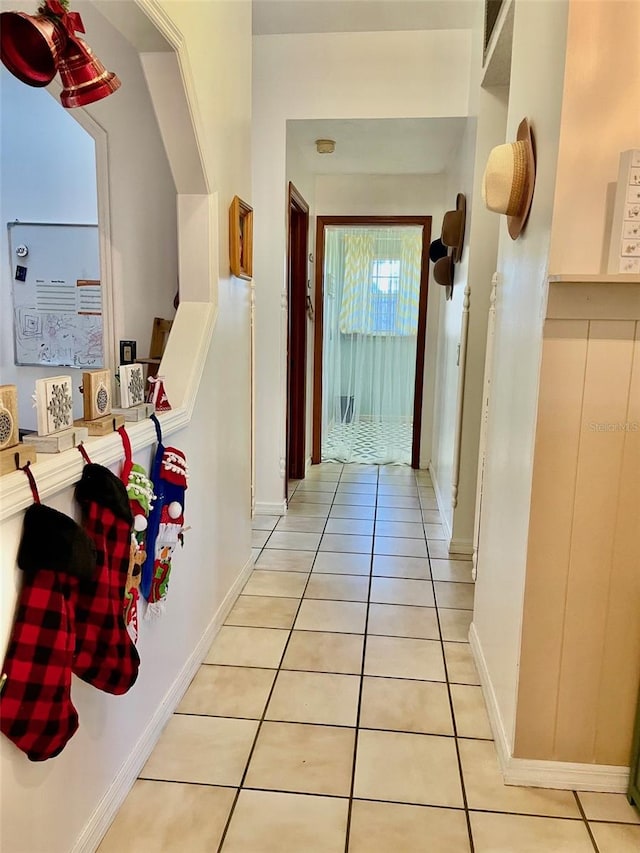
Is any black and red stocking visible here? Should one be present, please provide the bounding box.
[73,463,140,694]
[0,496,96,761]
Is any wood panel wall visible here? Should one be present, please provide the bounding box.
[514,285,640,766]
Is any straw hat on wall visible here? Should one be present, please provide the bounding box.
[482,117,536,240]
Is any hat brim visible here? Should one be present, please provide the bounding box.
[508,118,536,240]
[453,193,466,262]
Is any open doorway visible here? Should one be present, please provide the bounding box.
[312,216,431,468]
[286,183,310,483]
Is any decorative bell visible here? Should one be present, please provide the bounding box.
[57,37,120,108]
[0,10,65,86]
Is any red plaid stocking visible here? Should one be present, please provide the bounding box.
[0,503,96,761]
[73,464,140,694]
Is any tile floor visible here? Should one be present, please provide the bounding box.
[100,463,640,852]
[323,421,413,466]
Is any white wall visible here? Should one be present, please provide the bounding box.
[449,86,508,554]
[548,0,640,275]
[0,1,253,850]
[253,28,473,507]
[0,0,177,431]
[315,173,447,465]
[429,119,477,536]
[472,0,570,749]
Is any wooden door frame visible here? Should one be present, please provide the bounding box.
[312,215,432,468]
[286,182,310,482]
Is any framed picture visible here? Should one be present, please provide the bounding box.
[229,195,253,280]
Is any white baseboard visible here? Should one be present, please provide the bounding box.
[255,500,286,515]
[503,758,629,793]
[428,462,452,541]
[469,621,512,765]
[448,538,473,560]
[72,555,254,853]
[428,464,472,561]
[469,622,630,794]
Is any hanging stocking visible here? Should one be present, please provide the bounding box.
[0,466,96,761]
[118,426,154,644]
[142,415,187,618]
[73,462,140,694]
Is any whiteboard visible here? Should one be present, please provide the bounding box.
[8,221,103,368]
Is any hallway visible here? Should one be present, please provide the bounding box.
[99,464,639,852]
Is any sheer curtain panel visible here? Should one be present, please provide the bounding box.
[322,225,423,465]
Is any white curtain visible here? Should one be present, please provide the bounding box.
[321,225,423,465]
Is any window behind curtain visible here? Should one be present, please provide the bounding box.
[338,226,422,336]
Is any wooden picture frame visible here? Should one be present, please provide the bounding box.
[229,195,253,280]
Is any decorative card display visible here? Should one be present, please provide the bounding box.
[119,364,145,409]
[0,385,19,450]
[34,375,74,436]
[82,369,112,421]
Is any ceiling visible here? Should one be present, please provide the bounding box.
[253,1,477,36]
[260,3,473,177]
[287,117,468,175]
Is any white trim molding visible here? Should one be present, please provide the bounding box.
[428,461,452,541]
[451,281,471,509]
[255,500,287,516]
[472,272,499,580]
[448,539,473,559]
[71,555,253,853]
[503,758,629,794]
[469,623,630,794]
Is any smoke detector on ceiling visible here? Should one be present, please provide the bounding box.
[315,138,336,154]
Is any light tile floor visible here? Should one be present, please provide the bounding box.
[100,463,640,853]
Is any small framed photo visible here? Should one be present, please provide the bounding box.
[229,195,253,280]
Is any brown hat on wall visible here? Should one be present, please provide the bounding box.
[441,193,466,262]
[433,254,454,301]
[482,117,536,240]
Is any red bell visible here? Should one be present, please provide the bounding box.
[57,37,120,108]
[0,10,66,86]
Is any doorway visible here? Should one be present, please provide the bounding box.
[286,183,310,483]
[312,216,431,468]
